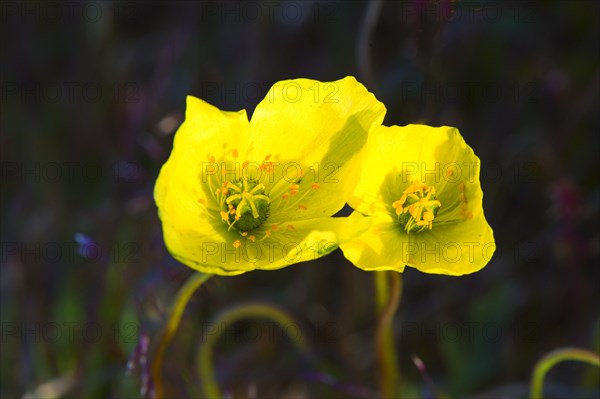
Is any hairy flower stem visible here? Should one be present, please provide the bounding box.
[152,272,213,399]
[375,271,402,398]
[198,302,313,398]
[530,347,600,398]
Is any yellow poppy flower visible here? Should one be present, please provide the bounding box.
[340,124,495,275]
[155,77,385,275]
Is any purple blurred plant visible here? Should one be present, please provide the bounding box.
[126,327,154,398]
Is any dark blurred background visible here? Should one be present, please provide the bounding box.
[1,1,599,398]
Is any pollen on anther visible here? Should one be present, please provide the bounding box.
[241,232,248,236]
[287,224,295,230]
[290,184,300,190]
[208,155,215,163]
[271,224,279,231]
[233,240,241,248]
[298,204,307,210]
[232,149,239,158]
[265,229,272,237]
[249,235,256,242]
[220,211,228,221]
[423,211,434,222]
[282,194,290,200]
[458,183,465,192]
[197,198,206,205]
[261,163,274,173]
[264,154,272,161]
[311,183,320,190]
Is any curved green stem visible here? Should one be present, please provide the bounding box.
[152,272,213,399]
[374,271,402,398]
[198,302,312,398]
[530,347,600,399]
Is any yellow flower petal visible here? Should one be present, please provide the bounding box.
[155,78,384,275]
[341,211,495,275]
[249,76,386,221]
[342,124,495,275]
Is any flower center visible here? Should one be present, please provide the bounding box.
[392,182,441,233]
[219,177,270,233]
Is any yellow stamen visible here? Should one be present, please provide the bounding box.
[233,240,241,248]
[263,163,274,173]
[393,181,441,233]
[219,177,270,233]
